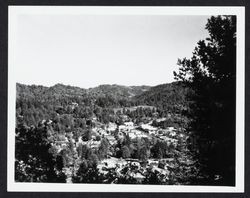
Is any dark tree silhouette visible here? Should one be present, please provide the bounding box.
[174,15,236,185]
[15,124,66,182]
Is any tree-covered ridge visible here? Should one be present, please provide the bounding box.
[134,81,190,113]
[87,84,151,99]
[17,83,150,100]
[17,82,188,106]
[16,81,189,128]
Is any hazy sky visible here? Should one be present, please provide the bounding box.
[13,14,210,88]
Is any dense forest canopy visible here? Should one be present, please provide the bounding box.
[16,82,189,127]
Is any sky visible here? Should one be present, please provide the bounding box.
[12,13,210,88]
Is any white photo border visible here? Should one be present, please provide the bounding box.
[7,6,245,192]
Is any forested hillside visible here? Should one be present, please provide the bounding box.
[16,82,189,127]
[87,84,150,99]
[134,81,190,114]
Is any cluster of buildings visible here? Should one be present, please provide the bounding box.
[99,120,185,147]
[93,120,190,183]
[46,113,192,184]
[96,156,181,183]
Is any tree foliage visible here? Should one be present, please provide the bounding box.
[15,124,66,182]
[174,15,236,185]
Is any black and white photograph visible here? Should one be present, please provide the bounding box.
[7,6,245,192]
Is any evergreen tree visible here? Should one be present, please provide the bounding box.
[174,15,236,185]
[15,124,66,182]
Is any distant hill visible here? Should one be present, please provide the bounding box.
[16,82,190,127]
[16,83,151,102]
[16,83,49,99]
[87,84,150,99]
[48,83,87,97]
[16,83,87,100]
[16,82,189,111]
[133,81,190,112]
